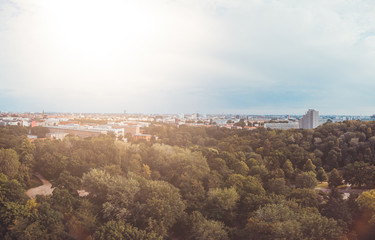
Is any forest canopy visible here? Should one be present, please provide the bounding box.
[1,121,375,239]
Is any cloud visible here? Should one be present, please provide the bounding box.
[1,0,375,114]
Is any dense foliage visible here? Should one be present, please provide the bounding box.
[1,121,375,239]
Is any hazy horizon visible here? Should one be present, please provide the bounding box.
[1,0,375,115]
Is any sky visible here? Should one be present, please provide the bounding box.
[1,0,375,115]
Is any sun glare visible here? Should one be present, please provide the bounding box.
[41,0,154,59]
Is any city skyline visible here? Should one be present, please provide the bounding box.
[1,0,375,115]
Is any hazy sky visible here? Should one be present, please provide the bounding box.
[1,0,375,114]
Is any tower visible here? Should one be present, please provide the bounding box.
[299,109,319,129]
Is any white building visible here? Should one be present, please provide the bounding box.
[46,132,69,140]
[299,109,319,129]
[265,122,299,130]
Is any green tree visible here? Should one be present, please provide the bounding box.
[54,170,81,195]
[244,202,343,240]
[82,169,112,204]
[102,175,140,220]
[227,174,265,196]
[303,159,316,173]
[7,201,68,239]
[0,148,20,179]
[267,178,290,195]
[232,161,249,176]
[288,188,318,208]
[36,152,67,179]
[328,168,343,188]
[283,159,294,179]
[295,171,318,189]
[316,168,328,182]
[343,161,375,187]
[20,138,35,158]
[205,187,239,223]
[234,119,246,128]
[30,126,50,138]
[321,188,352,226]
[0,174,25,202]
[357,189,375,225]
[93,221,162,240]
[134,179,186,237]
[188,211,229,240]
[50,188,76,213]
[72,199,98,235]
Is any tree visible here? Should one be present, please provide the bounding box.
[20,138,35,158]
[288,188,318,208]
[295,171,318,189]
[54,171,81,195]
[72,199,98,234]
[234,119,246,128]
[93,221,162,240]
[227,174,265,196]
[343,161,375,187]
[177,174,206,212]
[36,152,67,179]
[50,188,76,213]
[321,188,352,226]
[121,153,142,174]
[303,159,316,173]
[30,126,50,138]
[205,187,239,223]
[102,176,140,220]
[282,159,294,179]
[328,168,343,188]
[140,164,151,179]
[267,178,290,195]
[243,202,343,240]
[188,211,229,240]
[7,201,68,239]
[0,148,20,179]
[134,179,186,237]
[82,169,112,204]
[357,189,375,224]
[316,168,328,182]
[0,175,24,203]
[232,161,249,176]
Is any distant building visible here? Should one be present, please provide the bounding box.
[113,125,140,136]
[46,132,69,140]
[47,126,106,138]
[265,122,299,130]
[299,109,319,129]
[134,133,152,141]
[27,135,38,140]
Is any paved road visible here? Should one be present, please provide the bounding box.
[25,173,54,199]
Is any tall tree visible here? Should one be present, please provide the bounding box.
[316,168,328,182]
[295,171,318,189]
[328,169,343,188]
[303,159,316,173]
[0,148,20,179]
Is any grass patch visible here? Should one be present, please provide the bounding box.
[27,174,42,188]
[317,182,329,189]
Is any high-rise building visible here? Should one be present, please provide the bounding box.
[299,109,319,129]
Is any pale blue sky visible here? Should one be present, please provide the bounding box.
[1,0,375,114]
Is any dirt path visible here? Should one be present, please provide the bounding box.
[26,173,55,199]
